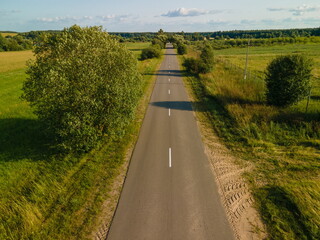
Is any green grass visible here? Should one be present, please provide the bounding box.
[215,43,320,79]
[214,43,320,115]
[183,44,320,239]
[0,42,162,239]
[125,42,150,58]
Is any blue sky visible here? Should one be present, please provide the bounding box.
[1,0,320,32]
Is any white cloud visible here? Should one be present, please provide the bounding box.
[98,14,132,23]
[267,8,286,12]
[38,16,93,23]
[236,17,320,30]
[161,7,221,17]
[289,4,319,16]
[267,4,320,16]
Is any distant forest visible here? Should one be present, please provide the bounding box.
[110,27,320,41]
[1,27,320,51]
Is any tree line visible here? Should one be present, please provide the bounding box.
[209,36,320,50]
[0,33,33,51]
[207,27,320,39]
[2,27,320,52]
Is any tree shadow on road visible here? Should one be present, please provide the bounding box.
[145,70,186,77]
[151,101,207,112]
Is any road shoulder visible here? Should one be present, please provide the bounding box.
[179,57,267,240]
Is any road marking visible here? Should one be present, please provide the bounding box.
[168,89,171,95]
[169,148,172,168]
[168,78,170,82]
[168,108,171,116]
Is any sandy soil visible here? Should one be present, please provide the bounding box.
[92,147,132,240]
[200,122,267,240]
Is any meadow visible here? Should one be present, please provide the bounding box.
[184,42,320,239]
[215,43,320,116]
[0,42,159,239]
[215,43,320,79]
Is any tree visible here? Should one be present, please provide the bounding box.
[199,44,214,73]
[177,43,187,55]
[152,38,166,49]
[0,34,7,51]
[265,54,313,107]
[22,25,142,152]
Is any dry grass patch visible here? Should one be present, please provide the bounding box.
[0,50,34,73]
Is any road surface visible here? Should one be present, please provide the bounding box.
[107,44,235,240]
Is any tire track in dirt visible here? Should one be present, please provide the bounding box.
[201,131,266,240]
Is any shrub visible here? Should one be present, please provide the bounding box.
[183,58,207,75]
[200,44,214,72]
[177,43,187,55]
[22,25,142,152]
[265,55,313,107]
[140,45,161,60]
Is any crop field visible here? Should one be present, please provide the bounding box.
[0,43,161,239]
[0,50,34,73]
[184,42,320,239]
[0,32,18,37]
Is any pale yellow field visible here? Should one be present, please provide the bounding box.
[0,32,18,37]
[0,50,34,73]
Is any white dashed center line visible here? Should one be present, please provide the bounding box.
[169,148,172,168]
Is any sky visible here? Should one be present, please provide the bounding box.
[1,0,320,32]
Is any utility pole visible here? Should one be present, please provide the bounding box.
[305,88,312,113]
[244,39,250,80]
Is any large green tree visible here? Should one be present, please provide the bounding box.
[22,25,142,152]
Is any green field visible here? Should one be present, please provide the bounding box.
[215,43,320,78]
[0,43,161,239]
[214,43,320,114]
[125,42,150,58]
[184,43,320,239]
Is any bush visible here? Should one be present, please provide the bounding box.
[140,45,162,60]
[177,43,187,55]
[22,25,142,152]
[183,57,208,75]
[265,54,313,107]
[200,44,214,72]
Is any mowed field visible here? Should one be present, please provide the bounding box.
[0,42,156,240]
[184,42,320,239]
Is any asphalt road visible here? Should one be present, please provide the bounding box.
[107,44,235,240]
